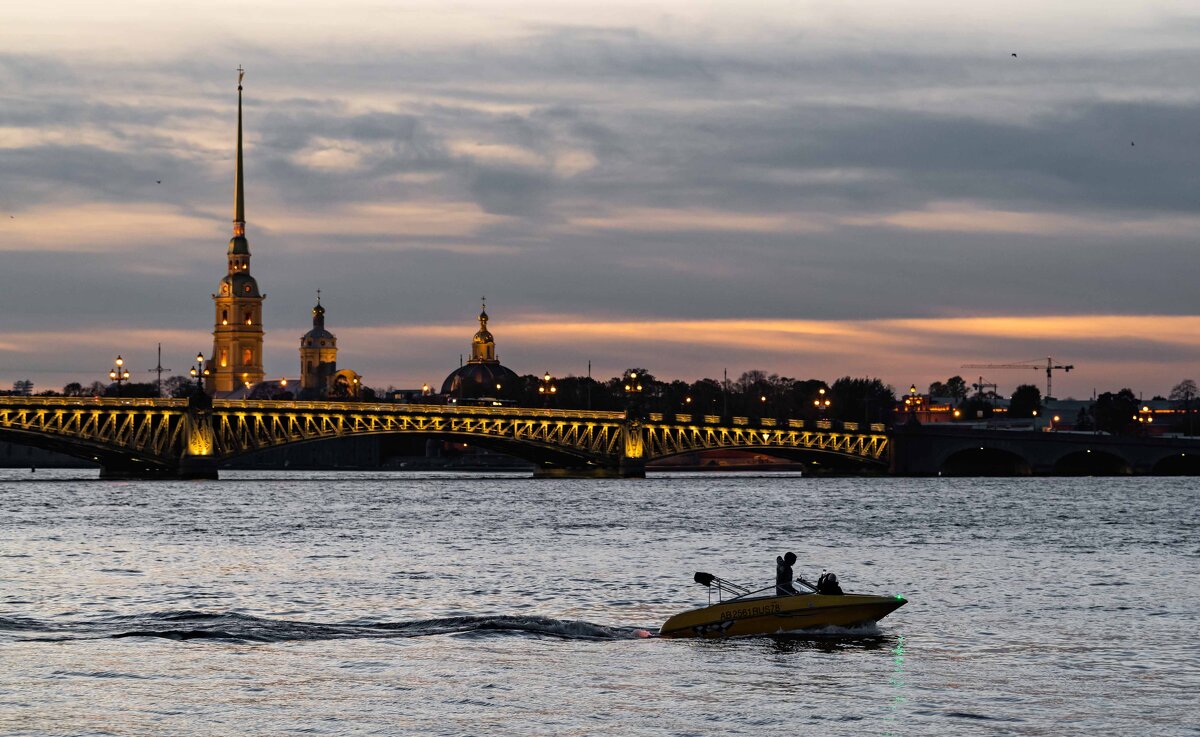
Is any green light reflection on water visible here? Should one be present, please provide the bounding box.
[881,634,907,736]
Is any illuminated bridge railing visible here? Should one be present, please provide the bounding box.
[207,401,628,460]
[644,422,888,461]
[0,397,890,475]
[0,397,191,464]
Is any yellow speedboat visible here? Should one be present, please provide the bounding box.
[659,572,906,639]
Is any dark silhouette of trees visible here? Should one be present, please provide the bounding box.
[928,375,968,401]
[1092,389,1138,435]
[105,382,160,398]
[958,397,994,420]
[1008,384,1042,418]
[1170,379,1197,435]
[828,376,895,425]
[162,376,195,398]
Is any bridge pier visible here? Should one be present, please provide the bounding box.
[178,456,219,479]
[618,456,646,478]
[533,466,624,479]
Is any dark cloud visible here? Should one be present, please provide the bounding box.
[3,22,1200,391]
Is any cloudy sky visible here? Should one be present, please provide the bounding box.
[2,1,1198,398]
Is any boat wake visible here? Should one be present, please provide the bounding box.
[774,622,884,638]
[3,611,650,644]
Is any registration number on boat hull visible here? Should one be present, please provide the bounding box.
[720,602,780,621]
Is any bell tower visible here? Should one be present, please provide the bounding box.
[300,291,338,393]
[205,66,265,394]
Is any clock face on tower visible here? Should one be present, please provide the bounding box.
[221,284,230,295]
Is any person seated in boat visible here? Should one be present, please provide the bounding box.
[817,571,844,595]
[775,551,800,596]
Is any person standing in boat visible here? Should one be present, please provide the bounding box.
[775,551,800,596]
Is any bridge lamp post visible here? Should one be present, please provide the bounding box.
[903,385,923,420]
[1135,405,1154,435]
[108,355,131,396]
[538,372,556,407]
[623,370,644,420]
[189,352,209,390]
[814,387,831,418]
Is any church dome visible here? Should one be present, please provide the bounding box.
[440,300,518,397]
[301,296,334,344]
[228,235,250,255]
[301,326,335,344]
[221,271,260,297]
[440,362,520,398]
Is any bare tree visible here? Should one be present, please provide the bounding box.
[1169,379,1197,401]
[1170,379,1197,435]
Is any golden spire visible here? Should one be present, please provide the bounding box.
[233,65,245,238]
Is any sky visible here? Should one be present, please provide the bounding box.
[2,1,1199,399]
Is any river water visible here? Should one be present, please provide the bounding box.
[1,470,1196,736]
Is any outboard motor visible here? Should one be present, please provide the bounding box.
[816,571,844,595]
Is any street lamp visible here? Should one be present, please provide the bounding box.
[623,369,644,419]
[188,352,209,389]
[813,387,831,417]
[903,384,923,418]
[108,355,131,395]
[538,372,556,406]
[1135,405,1154,434]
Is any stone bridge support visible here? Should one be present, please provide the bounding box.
[890,424,1200,476]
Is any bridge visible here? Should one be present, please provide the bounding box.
[0,396,889,479]
[890,423,1200,475]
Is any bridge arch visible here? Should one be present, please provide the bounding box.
[1150,451,1200,476]
[1052,448,1131,476]
[643,423,888,469]
[650,445,886,471]
[939,446,1031,476]
[0,427,171,473]
[255,428,608,470]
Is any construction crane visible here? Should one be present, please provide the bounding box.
[971,377,998,400]
[961,357,1074,400]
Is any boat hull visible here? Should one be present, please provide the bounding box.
[659,593,906,639]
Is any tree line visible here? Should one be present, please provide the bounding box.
[925,375,1199,436]
[10,373,1197,435]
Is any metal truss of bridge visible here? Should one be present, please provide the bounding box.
[0,396,889,479]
